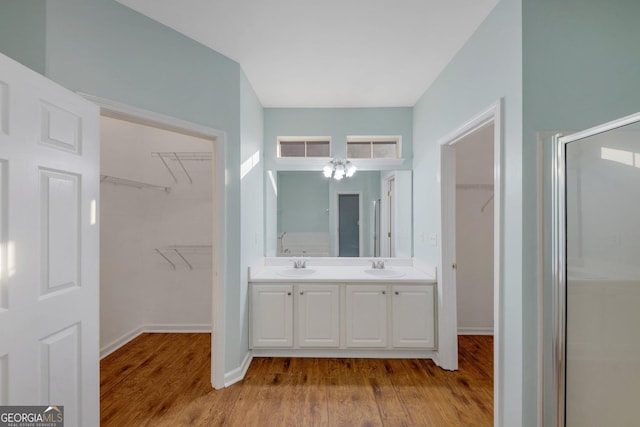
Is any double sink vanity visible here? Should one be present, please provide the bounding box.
[249,258,437,357]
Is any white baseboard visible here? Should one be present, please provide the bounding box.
[458,327,494,336]
[142,323,212,333]
[224,351,253,387]
[100,323,211,359]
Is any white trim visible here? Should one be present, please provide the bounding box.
[457,327,494,336]
[558,111,640,144]
[224,351,254,387]
[99,324,212,359]
[79,94,228,390]
[438,99,502,427]
[100,327,145,359]
[79,93,222,141]
[143,324,212,333]
[536,131,551,427]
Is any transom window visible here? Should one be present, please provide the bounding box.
[347,136,401,159]
[278,137,331,158]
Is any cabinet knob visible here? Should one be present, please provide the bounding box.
[395,291,399,295]
[287,292,292,296]
[300,291,304,295]
[382,290,387,295]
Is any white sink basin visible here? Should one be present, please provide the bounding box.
[277,268,317,277]
[364,269,405,278]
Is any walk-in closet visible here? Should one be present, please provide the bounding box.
[99,116,213,356]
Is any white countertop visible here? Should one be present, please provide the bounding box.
[249,258,436,284]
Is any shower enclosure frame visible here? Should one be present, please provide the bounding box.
[550,111,640,426]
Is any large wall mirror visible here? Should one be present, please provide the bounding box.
[265,170,412,257]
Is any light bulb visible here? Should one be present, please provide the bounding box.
[323,164,333,178]
[346,163,357,177]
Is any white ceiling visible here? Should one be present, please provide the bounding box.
[116,0,498,108]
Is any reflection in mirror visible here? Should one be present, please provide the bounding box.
[266,170,412,257]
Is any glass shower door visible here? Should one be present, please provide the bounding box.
[555,113,640,426]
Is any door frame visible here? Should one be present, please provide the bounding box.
[550,111,640,426]
[334,191,363,257]
[380,173,395,257]
[439,99,502,425]
[79,94,227,389]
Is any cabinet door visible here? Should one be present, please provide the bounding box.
[298,284,340,347]
[251,284,293,348]
[392,285,435,348]
[346,285,388,347]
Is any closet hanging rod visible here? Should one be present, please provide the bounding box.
[159,245,212,252]
[100,175,171,193]
[151,152,212,161]
[456,183,494,190]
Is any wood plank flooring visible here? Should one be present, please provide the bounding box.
[101,334,493,426]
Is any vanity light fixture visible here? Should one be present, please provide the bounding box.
[323,159,357,180]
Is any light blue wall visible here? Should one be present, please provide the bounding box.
[264,107,413,170]
[0,0,262,376]
[522,0,640,424]
[238,71,264,370]
[45,0,241,132]
[0,0,46,74]
[278,172,330,233]
[412,0,522,425]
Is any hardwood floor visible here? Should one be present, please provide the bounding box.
[101,334,493,426]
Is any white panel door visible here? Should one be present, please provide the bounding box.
[392,285,436,348]
[251,284,293,348]
[345,285,388,347]
[297,284,339,347]
[0,53,99,426]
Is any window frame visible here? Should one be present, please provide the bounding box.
[277,136,332,159]
[346,135,402,160]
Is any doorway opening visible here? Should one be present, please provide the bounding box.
[337,193,361,257]
[440,100,502,425]
[82,95,226,389]
[454,123,494,337]
[381,175,396,257]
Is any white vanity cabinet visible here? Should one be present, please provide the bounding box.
[249,279,437,354]
[250,283,293,348]
[297,284,340,347]
[392,284,436,348]
[345,284,388,347]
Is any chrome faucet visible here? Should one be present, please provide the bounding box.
[293,258,306,269]
[371,259,385,269]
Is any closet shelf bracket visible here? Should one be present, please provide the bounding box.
[154,245,212,270]
[152,152,212,184]
[100,175,171,193]
[481,193,494,213]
